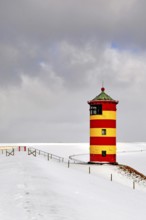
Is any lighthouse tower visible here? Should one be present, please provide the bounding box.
[88,87,119,163]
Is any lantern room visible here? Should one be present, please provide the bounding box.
[88,87,119,164]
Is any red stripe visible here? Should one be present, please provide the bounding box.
[89,102,117,111]
[90,154,116,163]
[90,137,116,145]
[102,103,117,111]
[90,120,116,128]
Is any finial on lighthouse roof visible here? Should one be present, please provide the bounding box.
[101,81,105,92]
[101,87,105,92]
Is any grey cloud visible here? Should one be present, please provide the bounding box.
[0,0,145,88]
[0,0,144,45]
[0,0,146,142]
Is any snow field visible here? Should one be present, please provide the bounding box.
[0,143,146,219]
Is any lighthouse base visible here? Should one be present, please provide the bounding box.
[88,161,118,165]
[90,154,116,164]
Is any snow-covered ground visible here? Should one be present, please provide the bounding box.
[0,143,146,220]
[117,142,146,175]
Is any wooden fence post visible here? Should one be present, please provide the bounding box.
[6,149,14,156]
[133,181,135,190]
[111,174,112,181]
[28,148,36,157]
[68,160,70,168]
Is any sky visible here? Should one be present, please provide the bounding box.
[0,0,146,143]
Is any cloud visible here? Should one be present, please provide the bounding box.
[0,0,144,45]
[0,0,146,88]
[0,0,146,142]
[0,41,146,142]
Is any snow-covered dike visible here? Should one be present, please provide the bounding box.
[0,143,146,220]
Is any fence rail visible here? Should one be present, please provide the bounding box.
[28,147,64,162]
[69,154,87,164]
[117,149,146,154]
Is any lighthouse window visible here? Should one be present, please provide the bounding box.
[102,151,106,157]
[90,105,102,115]
[102,129,106,135]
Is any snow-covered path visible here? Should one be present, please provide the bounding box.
[0,149,146,220]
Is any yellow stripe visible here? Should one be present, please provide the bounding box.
[90,128,116,137]
[90,111,116,120]
[90,145,116,154]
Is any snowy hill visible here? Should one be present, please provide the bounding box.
[0,143,146,220]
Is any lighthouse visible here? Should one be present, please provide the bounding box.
[88,87,119,164]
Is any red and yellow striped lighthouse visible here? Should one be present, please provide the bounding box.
[88,87,119,163]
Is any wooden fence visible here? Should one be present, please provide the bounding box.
[28,147,64,162]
